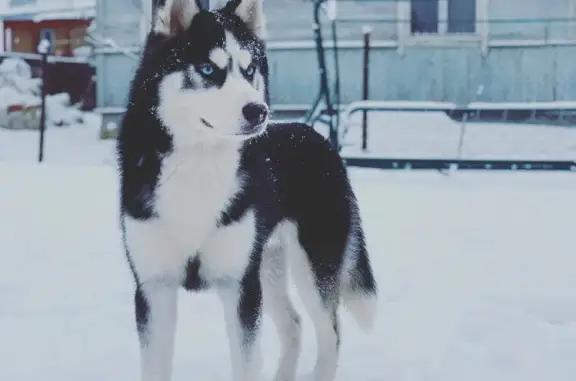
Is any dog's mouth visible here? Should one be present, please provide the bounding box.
[238,122,267,136]
[200,117,267,138]
[201,118,214,129]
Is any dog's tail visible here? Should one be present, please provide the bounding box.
[341,235,378,333]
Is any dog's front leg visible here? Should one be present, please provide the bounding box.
[218,260,263,381]
[135,280,179,381]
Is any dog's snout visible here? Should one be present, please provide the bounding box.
[242,102,268,126]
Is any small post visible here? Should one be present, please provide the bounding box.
[361,26,372,152]
[457,85,484,164]
[37,39,51,163]
[456,113,468,159]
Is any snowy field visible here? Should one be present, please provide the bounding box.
[338,111,576,160]
[0,112,575,381]
[0,112,115,165]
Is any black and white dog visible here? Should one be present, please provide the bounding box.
[117,0,377,380]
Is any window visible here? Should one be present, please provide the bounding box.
[39,28,56,54]
[411,0,439,34]
[398,0,489,51]
[448,0,476,33]
[410,0,477,35]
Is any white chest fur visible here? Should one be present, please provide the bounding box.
[197,208,256,283]
[123,143,254,283]
[156,145,242,245]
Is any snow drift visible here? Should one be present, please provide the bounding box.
[0,57,85,129]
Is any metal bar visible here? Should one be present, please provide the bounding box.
[313,0,338,149]
[38,52,48,163]
[342,158,576,171]
[361,27,371,151]
[343,103,576,126]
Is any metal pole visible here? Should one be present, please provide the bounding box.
[37,40,50,163]
[361,26,371,152]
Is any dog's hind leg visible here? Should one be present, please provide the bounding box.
[261,240,302,381]
[284,223,342,381]
[134,279,179,381]
[218,256,264,381]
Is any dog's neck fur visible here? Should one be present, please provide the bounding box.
[172,139,242,159]
[161,122,244,182]
[166,124,246,154]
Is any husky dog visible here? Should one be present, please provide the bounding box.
[116,0,377,380]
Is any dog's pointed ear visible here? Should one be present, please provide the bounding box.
[225,0,266,38]
[153,0,202,37]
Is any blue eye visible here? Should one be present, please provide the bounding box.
[246,66,255,76]
[200,64,214,75]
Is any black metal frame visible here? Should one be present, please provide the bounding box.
[303,0,340,148]
[343,157,576,171]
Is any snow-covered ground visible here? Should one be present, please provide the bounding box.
[0,58,87,129]
[0,112,115,165]
[338,111,576,160]
[0,111,575,381]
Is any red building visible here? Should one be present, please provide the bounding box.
[0,5,94,57]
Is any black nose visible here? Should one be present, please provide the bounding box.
[242,102,268,126]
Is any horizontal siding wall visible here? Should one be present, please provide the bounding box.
[95,44,576,110]
[263,0,398,41]
[489,0,574,41]
[263,0,575,42]
[267,44,576,106]
[95,0,143,47]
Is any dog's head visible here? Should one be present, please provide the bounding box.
[146,0,269,144]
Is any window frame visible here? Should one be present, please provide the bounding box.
[398,0,490,48]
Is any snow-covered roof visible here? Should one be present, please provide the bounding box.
[0,0,96,20]
[2,8,95,21]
